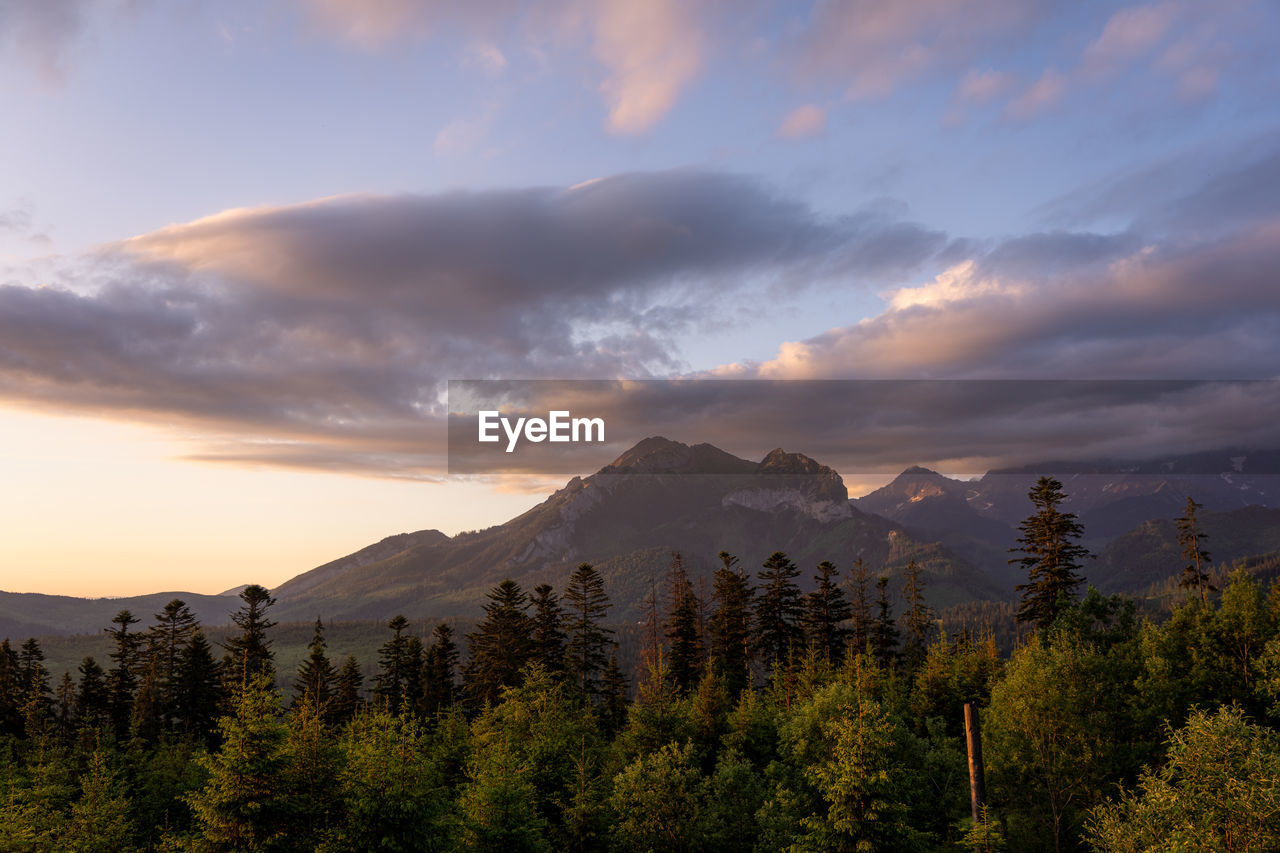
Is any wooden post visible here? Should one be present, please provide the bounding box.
[964,702,986,824]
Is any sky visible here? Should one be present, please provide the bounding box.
[1,0,1278,596]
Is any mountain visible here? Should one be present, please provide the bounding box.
[854,467,1019,588]
[8,440,1280,641]
[0,590,243,639]
[268,438,1004,624]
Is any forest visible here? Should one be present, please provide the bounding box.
[2,478,1279,852]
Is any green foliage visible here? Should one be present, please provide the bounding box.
[708,551,754,698]
[1087,706,1280,853]
[60,749,138,853]
[186,673,293,852]
[609,740,707,852]
[322,708,453,853]
[755,552,803,675]
[1011,477,1092,629]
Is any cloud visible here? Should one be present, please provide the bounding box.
[298,0,520,48]
[793,0,1046,99]
[1004,68,1066,119]
[0,171,943,477]
[463,40,507,75]
[0,0,89,82]
[777,104,826,139]
[724,220,1280,382]
[956,68,1016,103]
[1082,2,1177,76]
[589,0,706,134]
[434,103,499,157]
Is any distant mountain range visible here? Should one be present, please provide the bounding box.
[4,439,1279,638]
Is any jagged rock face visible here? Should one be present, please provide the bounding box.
[722,487,853,522]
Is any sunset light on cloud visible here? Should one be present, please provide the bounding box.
[1,0,1278,596]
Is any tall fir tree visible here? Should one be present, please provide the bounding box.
[563,562,615,700]
[221,584,277,690]
[374,614,412,714]
[104,609,141,742]
[708,551,754,698]
[0,639,21,737]
[847,557,873,656]
[871,576,899,666]
[331,655,364,724]
[664,553,703,693]
[898,560,935,671]
[754,551,804,676]
[293,618,337,716]
[601,649,629,734]
[530,584,568,678]
[148,599,198,728]
[1176,496,1215,604]
[423,622,459,714]
[18,638,51,726]
[1010,476,1092,629]
[74,656,110,732]
[803,560,853,664]
[175,628,223,742]
[465,579,534,706]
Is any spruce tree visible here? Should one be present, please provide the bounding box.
[664,553,703,693]
[803,560,852,664]
[1176,496,1215,604]
[75,657,110,732]
[871,576,899,666]
[104,610,141,742]
[403,636,425,713]
[423,622,459,714]
[175,628,223,742]
[148,599,198,727]
[708,551,754,697]
[563,562,614,700]
[465,579,534,706]
[601,650,628,734]
[331,655,364,724]
[374,614,411,714]
[221,584,277,690]
[530,584,568,678]
[754,551,804,676]
[18,638,51,725]
[847,557,873,656]
[898,560,935,671]
[0,639,21,737]
[293,618,336,716]
[1010,476,1092,629]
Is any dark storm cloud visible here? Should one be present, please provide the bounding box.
[0,171,945,476]
[447,379,1280,476]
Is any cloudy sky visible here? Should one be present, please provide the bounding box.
[1,0,1278,595]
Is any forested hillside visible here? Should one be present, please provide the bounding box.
[2,483,1279,852]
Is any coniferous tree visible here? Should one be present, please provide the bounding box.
[708,551,754,698]
[74,657,110,732]
[465,579,534,706]
[754,551,804,676]
[0,639,21,737]
[18,638,51,725]
[803,560,852,664]
[403,636,425,713]
[221,584,277,690]
[53,672,76,738]
[131,657,163,744]
[530,584,568,678]
[423,622,459,714]
[148,599,198,727]
[1176,496,1215,604]
[664,553,703,694]
[872,576,899,666]
[293,618,336,716]
[564,562,615,701]
[174,628,223,741]
[898,559,935,671]
[374,614,412,714]
[331,655,364,724]
[847,557,872,655]
[104,610,141,741]
[1011,476,1092,629]
[601,650,628,734]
